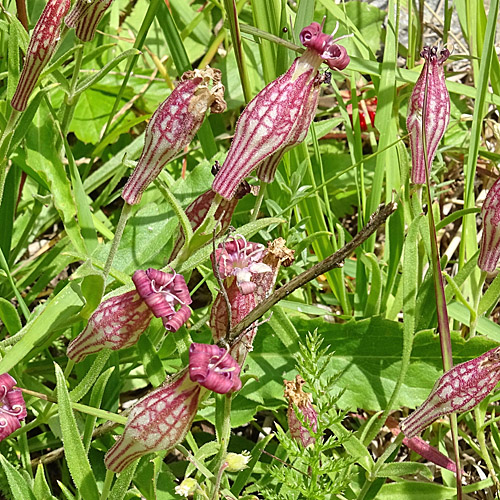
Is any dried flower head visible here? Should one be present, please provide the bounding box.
[122,68,226,205]
[407,45,450,184]
[0,373,27,441]
[400,347,500,438]
[478,176,500,272]
[212,21,350,199]
[284,375,318,447]
[225,451,251,472]
[11,0,71,111]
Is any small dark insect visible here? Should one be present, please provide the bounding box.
[211,160,221,176]
[282,27,288,33]
[323,71,332,85]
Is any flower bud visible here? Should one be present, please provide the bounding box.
[189,343,241,393]
[175,477,198,497]
[212,21,349,200]
[225,451,250,472]
[0,373,27,441]
[105,370,203,472]
[11,0,71,111]
[284,375,317,447]
[400,347,500,438]
[65,0,114,42]
[407,46,450,184]
[478,176,500,272]
[122,68,226,205]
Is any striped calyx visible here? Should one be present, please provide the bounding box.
[406,46,450,184]
[65,0,114,42]
[212,21,350,199]
[400,347,500,438]
[105,370,203,472]
[132,268,192,332]
[122,68,226,205]
[11,0,71,111]
[66,290,152,363]
[0,373,27,442]
[189,343,242,394]
[478,176,500,271]
[284,375,318,447]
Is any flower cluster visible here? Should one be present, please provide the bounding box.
[67,268,191,362]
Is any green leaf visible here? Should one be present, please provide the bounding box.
[33,464,56,500]
[0,454,37,500]
[0,281,85,374]
[377,481,455,499]
[0,296,22,334]
[7,20,20,100]
[137,333,165,388]
[376,462,433,480]
[54,363,100,499]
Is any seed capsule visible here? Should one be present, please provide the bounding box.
[478,176,500,272]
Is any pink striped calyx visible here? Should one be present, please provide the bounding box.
[65,0,114,42]
[11,0,71,111]
[122,68,226,205]
[67,290,152,362]
[400,347,500,438]
[132,268,192,332]
[284,375,318,448]
[478,176,500,272]
[406,45,450,184]
[212,21,350,200]
[0,373,27,442]
[189,343,242,393]
[105,369,204,473]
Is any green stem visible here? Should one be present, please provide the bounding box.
[70,350,111,402]
[474,407,500,489]
[0,246,30,321]
[60,45,84,136]
[0,109,20,208]
[250,182,266,222]
[103,202,133,279]
[210,393,232,500]
[100,469,115,500]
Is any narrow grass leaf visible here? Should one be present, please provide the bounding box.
[33,464,55,500]
[7,20,20,100]
[0,297,22,334]
[54,362,100,498]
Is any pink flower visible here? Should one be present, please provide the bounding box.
[284,375,318,447]
[401,347,500,438]
[65,0,114,42]
[0,373,27,441]
[11,0,71,111]
[407,46,450,184]
[189,343,241,394]
[212,235,271,295]
[122,68,226,205]
[478,176,500,272]
[105,370,203,473]
[67,268,191,362]
[212,21,349,199]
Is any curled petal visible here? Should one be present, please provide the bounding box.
[5,389,27,420]
[105,370,202,473]
[189,343,242,394]
[163,305,192,333]
[0,374,17,395]
[0,414,21,441]
[323,44,350,70]
[67,291,152,362]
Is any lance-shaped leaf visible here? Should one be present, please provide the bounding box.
[478,176,500,272]
[406,46,450,184]
[122,68,226,205]
[11,0,70,111]
[400,347,500,438]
